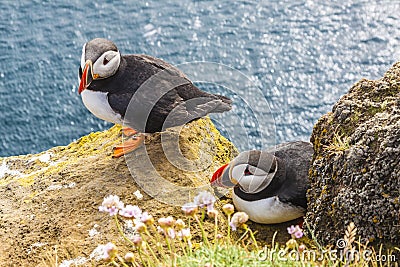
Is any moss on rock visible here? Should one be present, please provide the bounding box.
[306,62,400,246]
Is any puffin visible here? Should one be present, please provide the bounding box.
[78,38,232,157]
[211,141,313,224]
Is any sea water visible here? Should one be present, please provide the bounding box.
[0,0,399,156]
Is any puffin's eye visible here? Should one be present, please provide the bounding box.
[103,52,116,65]
[244,166,253,176]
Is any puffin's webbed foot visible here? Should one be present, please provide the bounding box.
[122,127,138,137]
[112,134,144,158]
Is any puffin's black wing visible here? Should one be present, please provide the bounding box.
[278,168,309,209]
[107,54,232,132]
[268,141,314,209]
[269,141,313,181]
[161,88,231,129]
[135,54,188,79]
[135,54,232,104]
[136,54,232,106]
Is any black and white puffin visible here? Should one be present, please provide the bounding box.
[78,38,232,157]
[211,141,313,224]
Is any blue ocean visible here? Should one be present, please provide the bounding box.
[1,1,399,156]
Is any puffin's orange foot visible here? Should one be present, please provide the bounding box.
[112,135,144,158]
[122,127,138,137]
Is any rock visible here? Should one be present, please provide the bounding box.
[0,117,237,266]
[306,62,400,246]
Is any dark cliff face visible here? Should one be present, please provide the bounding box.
[306,62,400,246]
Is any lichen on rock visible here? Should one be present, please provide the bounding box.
[306,62,400,246]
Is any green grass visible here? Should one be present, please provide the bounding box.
[174,240,399,267]
[324,131,351,154]
[175,242,305,267]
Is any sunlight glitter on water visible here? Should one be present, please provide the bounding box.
[0,1,400,156]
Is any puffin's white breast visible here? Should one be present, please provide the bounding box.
[81,89,123,124]
[233,194,305,224]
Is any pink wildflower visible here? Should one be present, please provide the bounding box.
[98,195,124,216]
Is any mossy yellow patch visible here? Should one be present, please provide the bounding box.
[1,120,237,189]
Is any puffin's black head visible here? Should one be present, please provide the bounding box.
[211,150,278,194]
[78,38,121,94]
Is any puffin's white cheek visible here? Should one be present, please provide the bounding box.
[239,175,268,193]
[231,164,247,184]
[92,55,120,78]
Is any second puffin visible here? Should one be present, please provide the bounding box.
[78,38,232,157]
[211,141,313,224]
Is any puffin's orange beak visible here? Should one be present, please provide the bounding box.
[78,60,93,94]
[211,164,236,188]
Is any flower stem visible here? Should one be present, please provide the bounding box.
[201,208,206,221]
[186,238,193,255]
[116,254,130,267]
[113,215,136,247]
[194,214,209,246]
[177,236,188,257]
[213,215,218,247]
[142,231,161,265]
[150,224,168,262]
[236,228,249,244]
[137,247,148,267]
[227,214,231,243]
[164,234,172,253]
[162,233,176,267]
[247,226,259,250]
[111,260,120,267]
